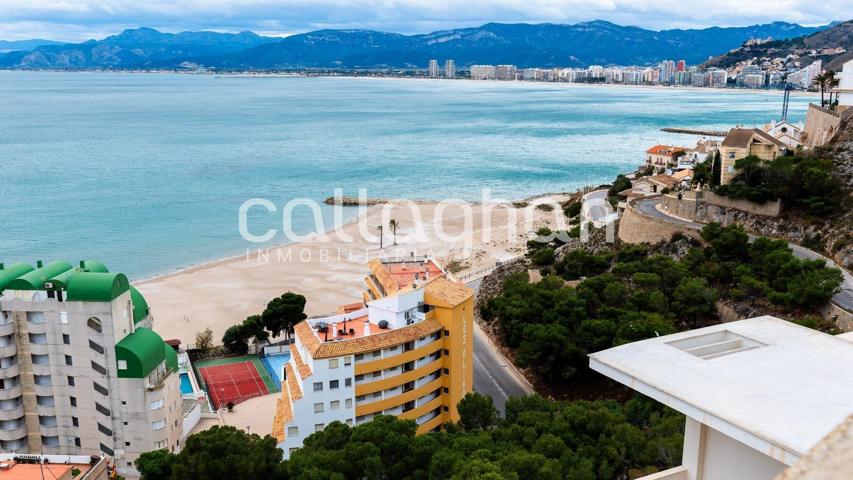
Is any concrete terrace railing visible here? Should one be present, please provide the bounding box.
[635,466,688,480]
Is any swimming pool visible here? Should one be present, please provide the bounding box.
[261,353,291,387]
[179,372,193,395]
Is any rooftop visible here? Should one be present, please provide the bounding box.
[646,145,686,156]
[589,316,853,466]
[0,463,74,480]
[722,127,786,148]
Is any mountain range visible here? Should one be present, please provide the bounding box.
[0,21,831,70]
[0,39,64,53]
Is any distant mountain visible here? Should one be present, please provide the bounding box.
[0,27,276,68]
[213,21,828,69]
[0,21,830,70]
[0,39,64,53]
[705,20,853,71]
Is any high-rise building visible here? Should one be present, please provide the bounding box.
[272,258,474,457]
[495,65,517,80]
[444,60,455,79]
[428,60,439,78]
[677,60,686,72]
[469,65,496,80]
[0,260,186,477]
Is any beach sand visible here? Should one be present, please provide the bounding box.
[135,194,572,345]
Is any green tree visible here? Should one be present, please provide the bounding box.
[671,277,717,319]
[135,449,176,480]
[531,247,555,266]
[262,292,308,339]
[170,426,283,480]
[458,392,499,431]
[222,325,249,355]
[242,314,270,345]
[608,175,632,197]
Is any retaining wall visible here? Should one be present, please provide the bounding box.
[662,191,781,219]
[618,199,702,245]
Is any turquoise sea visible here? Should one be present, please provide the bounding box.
[0,71,815,279]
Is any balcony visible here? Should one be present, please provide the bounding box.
[0,425,27,441]
[0,384,22,401]
[0,404,24,421]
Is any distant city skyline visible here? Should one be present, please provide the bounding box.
[0,0,849,42]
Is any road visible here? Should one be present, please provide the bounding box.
[635,197,853,312]
[466,277,533,414]
[580,189,613,226]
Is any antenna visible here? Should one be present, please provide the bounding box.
[781,86,790,122]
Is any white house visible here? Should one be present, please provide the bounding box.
[589,316,853,480]
[836,58,853,109]
[762,120,804,149]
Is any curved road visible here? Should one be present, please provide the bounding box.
[466,277,533,414]
[635,197,853,312]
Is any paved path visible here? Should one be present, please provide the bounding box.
[466,276,533,414]
[634,197,853,312]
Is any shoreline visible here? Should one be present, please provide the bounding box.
[0,69,819,97]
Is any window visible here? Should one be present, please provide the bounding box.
[91,361,107,375]
[87,317,102,333]
[36,395,54,407]
[372,372,381,378]
[154,440,167,449]
[345,398,353,409]
[355,374,364,381]
[72,417,78,427]
[117,360,127,370]
[443,387,449,394]
[329,380,339,390]
[34,375,51,386]
[95,402,110,416]
[31,354,49,365]
[74,437,80,447]
[372,350,381,358]
[443,349,449,356]
[328,359,338,369]
[444,330,450,337]
[93,381,108,396]
[70,396,77,407]
[287,426,298,437]
[345,378,352,387]
[98,423,113,436]
[314,402,324,413]
[151,420,166,430]
[88,340,105,355]
[65,355,72,366]
[59,312,68,324]
[330,400,340,410]
[26,312,45,324]
[354,353,364,361]
[62,334,70,345]
[314,423,324,432]
[67,376,74,387]
[313,382,322,392]
[443,368,449,375]
[150,399,165,410]
[389,346,398,352]
[344,356,351,366]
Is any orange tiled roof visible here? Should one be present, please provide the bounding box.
[271,387,292,443]
[295,317,444,359]
[424,276,473,308]
[646,145,686,156]
[648,175,679,188]
[289,343,312,379]
[285,363,303,401]
[368,259,399,296]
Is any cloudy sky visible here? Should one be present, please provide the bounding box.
[0,0,850,42]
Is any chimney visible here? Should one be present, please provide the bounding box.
[36,260,43,268]
[332,322,337,338]
[364,320,371,336]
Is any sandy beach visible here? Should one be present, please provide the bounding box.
[135,194,572,345]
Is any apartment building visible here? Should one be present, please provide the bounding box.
[590,316,853,480]
[272,258,473,456]
[645,145,687,169]
[444,60,455,79]
[719,128,785,184]
[428,59,439,78]
[0,260,183,477]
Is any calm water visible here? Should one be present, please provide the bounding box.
[0,71,814,279]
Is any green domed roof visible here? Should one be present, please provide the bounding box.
[130,286,150,323]
[115,327,167,378]
[6,261,73,290]
[65,272,130,302]
[0,263,34,292]
[80,260,109,273]
[164,343,178,372]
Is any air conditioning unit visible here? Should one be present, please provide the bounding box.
[44,283,53,289]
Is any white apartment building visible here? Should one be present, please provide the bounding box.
[0,260,185,478]
[428,60,439,78]
[590,316,853,480]
[469,65,496,80]
[444,60,455,79]
[786,60,822,89]
[836,58,853,108]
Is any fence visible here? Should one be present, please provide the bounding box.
[457,255,523,283]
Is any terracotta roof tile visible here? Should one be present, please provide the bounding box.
[285,363,303,401]
[368,259,399,296]
[423,277,473,308]
[290,343,312,379]
[294,318,443,359]
[271,388,292,443]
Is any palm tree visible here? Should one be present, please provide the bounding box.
[813,71,829,106]
[826,71,839,107]
[389,219,398,246]
[376,225,384,249]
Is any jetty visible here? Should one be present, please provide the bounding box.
[323,196,387,206]
[662,127,728,137]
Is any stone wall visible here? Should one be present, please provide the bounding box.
[704,191,782,217]
[618,199,702,245]
[804,103,843,148]
[662,191,781,220]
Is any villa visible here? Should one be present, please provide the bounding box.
[646,145,687,170]
[719,128,785,185]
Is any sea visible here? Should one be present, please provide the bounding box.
[0,71,816,279]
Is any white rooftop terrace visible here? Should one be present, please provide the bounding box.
[589,316,853,466]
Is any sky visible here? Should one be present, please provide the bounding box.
[0,0,850,42]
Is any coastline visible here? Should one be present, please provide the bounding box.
[135,193,573,345]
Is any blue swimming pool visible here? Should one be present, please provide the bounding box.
[179,372,193,395]
[261,353,291,387]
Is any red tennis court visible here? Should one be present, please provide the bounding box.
[198,360,270,410]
